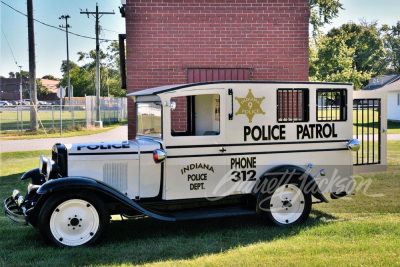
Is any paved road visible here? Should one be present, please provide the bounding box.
[0,125,128,153]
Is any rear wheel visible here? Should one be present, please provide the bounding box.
[38,193,109,247]
[259,177,312,226]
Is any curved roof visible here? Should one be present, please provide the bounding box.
[127,81,353,96]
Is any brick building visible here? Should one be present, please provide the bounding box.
[121,0,310,139]
[0,78,29,101]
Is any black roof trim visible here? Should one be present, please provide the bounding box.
[129,81,353,96]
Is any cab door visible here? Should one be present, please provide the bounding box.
[163,88,229,200]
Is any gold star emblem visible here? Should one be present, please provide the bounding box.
[235,89,265,123]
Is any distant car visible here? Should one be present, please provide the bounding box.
[0,101,11,106]
[38,101,51,106]
[8,100,18,106]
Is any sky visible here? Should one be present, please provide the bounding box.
[1,0,400,79]
[0,0,125,78]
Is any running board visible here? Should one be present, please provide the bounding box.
[171,206,256,221]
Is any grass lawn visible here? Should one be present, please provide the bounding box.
[0,143,399,266]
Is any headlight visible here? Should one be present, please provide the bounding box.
[45,158,53,180]
[39,155,48,175]
[12,189,20,200]
[17,196,25,207]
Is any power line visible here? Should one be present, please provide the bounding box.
[102,28,123,34]
[1,26,19,68]
[0,1,117,42]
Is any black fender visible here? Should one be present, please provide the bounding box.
[21,168,45,185]
[35,176,175,221]
[253,165,328,212]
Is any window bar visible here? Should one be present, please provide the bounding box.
[372,99,375,163]
[278,91,281,122]
[356,100,359,165]
[324,92,327,121]
[367,99,370,164]
[300,91,304,121]
[286,89,289,122]
[282,90,285,122]
[362,100,364,164]
[291,89,294,122]
[378,99,381,163]
[320,92,323,121]
[330,91,333,121]
[336,92,338,120]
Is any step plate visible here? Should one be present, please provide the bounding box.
[172,207,256,221]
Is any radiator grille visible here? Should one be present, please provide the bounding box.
[103,162,128,192]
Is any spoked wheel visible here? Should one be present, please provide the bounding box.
[260,177,312,226]
[39,193,109,247]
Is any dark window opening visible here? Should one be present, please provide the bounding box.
[171,94,220,137]
[317,89,347,121]
[277,89,309,123]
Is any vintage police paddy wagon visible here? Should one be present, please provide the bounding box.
[5,81,387,247]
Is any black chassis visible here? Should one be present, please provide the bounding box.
[5,162,330,227]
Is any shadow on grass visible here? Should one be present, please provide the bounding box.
[1,171,338,266]
[82,209,336,265]
[1,203,338,266]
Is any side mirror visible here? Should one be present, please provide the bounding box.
[347,139,360,151]
[170,101,176,111]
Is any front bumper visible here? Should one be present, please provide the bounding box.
[4,196,28,226]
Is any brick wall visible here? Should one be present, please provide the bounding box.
[124,0,310,139]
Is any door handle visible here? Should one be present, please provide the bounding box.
[219,147,226,153]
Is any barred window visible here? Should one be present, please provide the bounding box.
[316,89,347,121]
[277,89,309,122]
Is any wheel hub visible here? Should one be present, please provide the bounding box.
[70,218,80,227]
[282,200,292,208]
[270,184,305,224]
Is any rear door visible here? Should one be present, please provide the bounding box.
[353,90,387,173]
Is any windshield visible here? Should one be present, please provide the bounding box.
[137,102,162,137]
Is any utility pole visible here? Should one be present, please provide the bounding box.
[80,4,114,128]
[59,15,73,123]
[27,0,38,131]
[18,65,23,132]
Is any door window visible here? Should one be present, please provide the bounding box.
[171,94,220,136]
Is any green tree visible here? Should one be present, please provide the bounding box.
[310,21,388,88]
[42,74,59,80]
[327,21,387,75]
[36,79,51,98]
[60,60,95,97]
[309,0,343,36]
[310,31,372,89]
[16,70,29,79]
[60,42,125,98]
[381,22,400,73]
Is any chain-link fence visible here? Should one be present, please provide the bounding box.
[85,96,127,126]
[0,97,127,135]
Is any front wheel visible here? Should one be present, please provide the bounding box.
[259,177,312,226]
[38,193,109,247]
